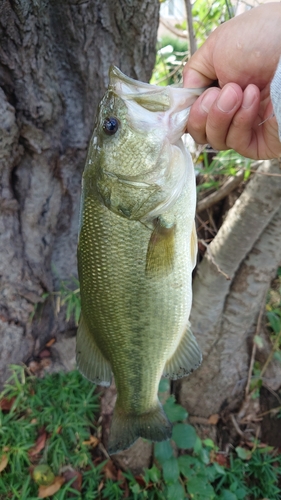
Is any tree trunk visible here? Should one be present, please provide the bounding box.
[0,0,160,385]
[177,159,281,438]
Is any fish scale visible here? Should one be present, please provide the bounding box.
[77,66,203,454]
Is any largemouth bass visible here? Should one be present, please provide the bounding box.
[77,66,202,455]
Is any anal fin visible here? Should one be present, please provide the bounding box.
[163,323,202,380]
[76,313,112,386]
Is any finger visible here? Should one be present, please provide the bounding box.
[204,83,243,150]
[186,88,220,144]
[225,84,260,157]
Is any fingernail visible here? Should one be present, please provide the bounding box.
[242,86,256,109]
[217,86,238,113]
[200,90,218,113]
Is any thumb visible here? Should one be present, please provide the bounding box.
[183,40,217,89]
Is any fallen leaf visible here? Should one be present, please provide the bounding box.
[103,460,118,480]
[62,468,82,492]
[28,361,41,374]
[117,469,124,482]
[208,413,220,425]
[83,435,99,447]
[39,349,51,358]
[0,397,15,411]
[0,455,8,472]
[98,480,104,492]
[135,475,146,488]
[29,430,47,457]
[214,453,228,467]
[40,358,52,369]
[38,476,65,498]
[46,338,56,347]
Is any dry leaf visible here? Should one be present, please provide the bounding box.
[98,480,104,492]
[103,460,118,480]
[28,361,41,374]
[208,413,220,425]
[0,397,15,411]
[135,475,146,488]
[46,338,56,347]
[82,435,99,447]
[39,349,51,358]
[62,468,82,492]
[38,476,65,498]
[40,358,52,369]
[29,430,47,457]
[214,453,228,467]
[0,455,8,472]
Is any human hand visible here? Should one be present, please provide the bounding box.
[183,3,281,159]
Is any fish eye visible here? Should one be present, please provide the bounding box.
[102,117,119,135]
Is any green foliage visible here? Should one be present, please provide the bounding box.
[58,278,81,325]
[150,36,188,85]
[197,149,252,194]
[0,367,281,499]
[0,366,99,499]
[31,277,81,326]
[191,0,233,47]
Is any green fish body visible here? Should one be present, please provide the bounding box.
[77,67,202,454]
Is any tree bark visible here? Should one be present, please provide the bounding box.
[0,0,160,385]
[178,159,281,422]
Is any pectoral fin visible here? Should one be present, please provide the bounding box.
[163,323,202,380]
[76,314,112,386]
[145,218,176,278]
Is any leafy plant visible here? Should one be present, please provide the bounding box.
[150,36,189,85]
[0,366,281,499]
[197,149,252,194]
[30,277,81,327]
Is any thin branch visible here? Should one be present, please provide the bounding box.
[195,213,217,237]
[159,16,188,39]
[230,414,245,438]
[199,239,230,280]
[245,293,267,398]
[197,169,245,214]
[153,53,189,85]
[256,406,281,419]
[260,329,281,378]
[249,169,281,177]
[184,0,197,56]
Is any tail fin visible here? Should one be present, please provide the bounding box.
[108,402,172,455]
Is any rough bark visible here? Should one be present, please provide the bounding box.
[0,0,160,385]
[178,159,281,421]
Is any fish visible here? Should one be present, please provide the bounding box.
[76,66,202,455]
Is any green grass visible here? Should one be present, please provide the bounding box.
[0,367,280,499]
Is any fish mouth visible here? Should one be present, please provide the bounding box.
[108,65,203,112]
[109,65,159,92]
